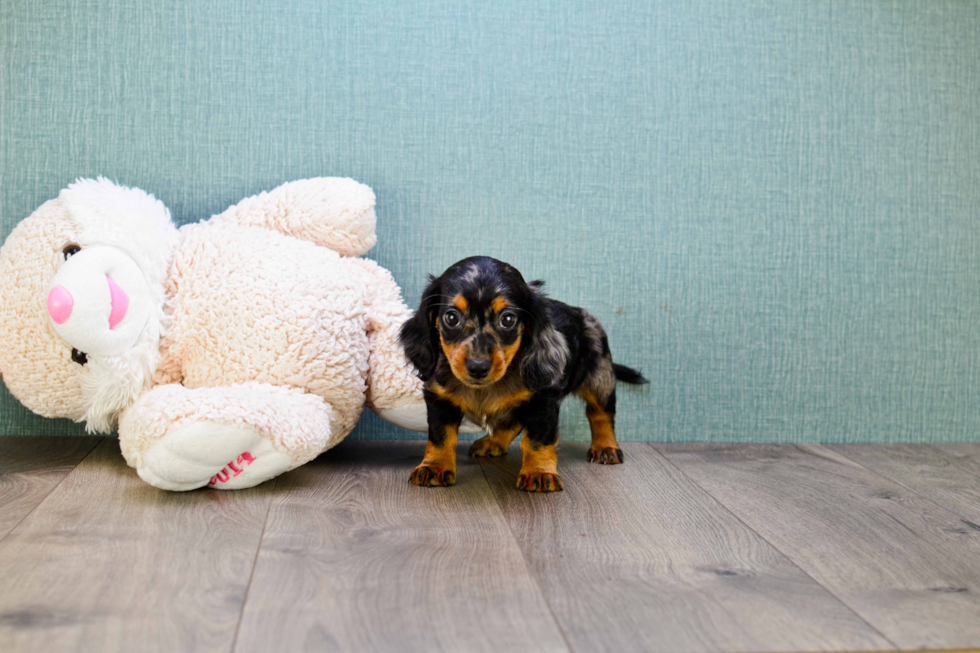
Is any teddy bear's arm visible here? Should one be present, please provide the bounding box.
[117,382,336,491]
[209,177,378,256]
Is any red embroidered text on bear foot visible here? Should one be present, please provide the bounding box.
[209,452,256,485]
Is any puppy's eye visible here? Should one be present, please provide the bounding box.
[443,309,462,328]
[71,348,88,366]
[500,311,519,330]
[62,244,81,259]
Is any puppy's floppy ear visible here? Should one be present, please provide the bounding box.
[399,274,443,381]
[520,281,569,391]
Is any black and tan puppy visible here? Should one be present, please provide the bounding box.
[399,256,647,492]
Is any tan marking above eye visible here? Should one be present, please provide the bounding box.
[492,297,508,313]
[453,295,468,312]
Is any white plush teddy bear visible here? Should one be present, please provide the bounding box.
[0,177,457,490]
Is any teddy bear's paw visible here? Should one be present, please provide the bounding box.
[137,422,293,491]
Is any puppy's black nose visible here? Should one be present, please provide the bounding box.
[465,358,492,379]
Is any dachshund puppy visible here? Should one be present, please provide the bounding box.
[399,256,647,492]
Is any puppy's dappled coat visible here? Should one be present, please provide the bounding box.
[399,256,647,492]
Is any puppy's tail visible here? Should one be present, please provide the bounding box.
[613,363,649,385]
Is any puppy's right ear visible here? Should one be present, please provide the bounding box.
[399,274,442,381]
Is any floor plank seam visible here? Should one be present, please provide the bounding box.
[644,443,900,651]
[229,477,279,653]
[822,444,980,526]
[0,436,104,546]
[475,457,576,653]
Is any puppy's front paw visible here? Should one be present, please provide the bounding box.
[587,445,624,465]
[516,471,564,492]
[410,463,456,487]
[468,436,509,458]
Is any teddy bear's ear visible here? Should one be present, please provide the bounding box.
[60,178,179,284]
[62,177,173,230]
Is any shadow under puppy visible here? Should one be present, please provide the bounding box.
[399,256,647,492]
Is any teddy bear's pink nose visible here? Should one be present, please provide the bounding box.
[47,285,74,324]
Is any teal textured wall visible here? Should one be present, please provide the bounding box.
[1,1,979,442]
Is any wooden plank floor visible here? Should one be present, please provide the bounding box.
[656,443,980,650]
[0,439,277,652]
[0,437,977,652]
[0,436,101,541]
[235,441,567,653]
[828,444,980,525]
[479,442,890,652]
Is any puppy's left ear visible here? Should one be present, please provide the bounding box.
[520,282,569,391]
[399,274,442,381]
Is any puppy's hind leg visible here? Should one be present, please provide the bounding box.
[469,424,523,457]
[580,363,624,465]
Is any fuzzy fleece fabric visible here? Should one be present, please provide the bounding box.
[0,177,431,491]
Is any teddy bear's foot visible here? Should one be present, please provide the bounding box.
[375,403,483,434]
[138,422,292,491]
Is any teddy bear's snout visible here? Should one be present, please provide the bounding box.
[47,276,129,329]
[45,245,151,357]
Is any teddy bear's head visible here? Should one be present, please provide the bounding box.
[0,179,178,432]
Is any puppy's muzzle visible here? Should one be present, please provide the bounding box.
[465,357,492,380]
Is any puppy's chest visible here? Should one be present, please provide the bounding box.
[438,379,533,428]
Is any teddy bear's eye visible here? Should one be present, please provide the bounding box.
[62,244,81,259]
[71,348,88,366]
